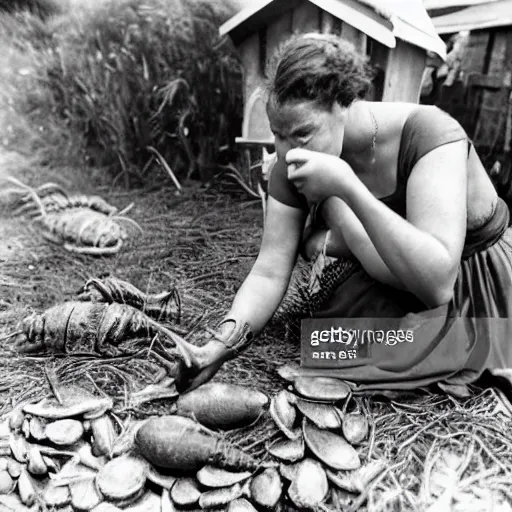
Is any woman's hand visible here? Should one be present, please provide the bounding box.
[174,337,232,393]
[285,148,359,204]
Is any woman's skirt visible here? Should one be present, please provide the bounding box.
[290,197,512,391]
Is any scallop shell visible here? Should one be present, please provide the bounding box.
[0,469,15,494]
[170,477,201,507]
[122,490,161,512]
[146,466,177,489]
[303,418,360,470]
[45,419,84,446]
[27,446,47,475]
[276,362,302,382]
[18,469,37,507]
[294,377,351,401]
[0,494,33,512]
[326,459,387,493]
[198,483,243,509]
[90,414,116,458]
[288,458,328,509]
[226,498,258,512]
[23,395,112,420]
[43,481,71,508]
[161,489,175,512]
[96,455,147,502]
[268,436,304,462]
[279,461,302,482]
[8,408,25,432]
[21,418,30,439]
[6,458,22,478]
[269,390,300,440]
[9,433,29,462]
[66,463,102,511]
[92,504,123,512]
[29,416,47,441]
[196,465,252,488]
[249,467,283,509]
[342,413,369,445]
[295,398,342,429]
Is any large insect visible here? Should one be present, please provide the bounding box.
[77,275,182,324]
[5,177,142,255]
[13,300,202,371]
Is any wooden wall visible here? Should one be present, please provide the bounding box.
[382,39,426,103]
[236,0,425,141]
[424,27,512,170]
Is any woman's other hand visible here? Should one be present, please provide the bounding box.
[285,148,359,203]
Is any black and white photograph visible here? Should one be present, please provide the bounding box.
[1,0,512,510]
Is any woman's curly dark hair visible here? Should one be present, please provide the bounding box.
[266,33,374,110]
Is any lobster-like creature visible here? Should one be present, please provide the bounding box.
[13,276,202,369]
[5,177,142,255]
[13,300,203,370]
[77,275,182,323]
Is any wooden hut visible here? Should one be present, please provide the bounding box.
[424,0,512,195]
[219,0,446,150]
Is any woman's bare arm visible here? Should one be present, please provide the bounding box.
[342,140,467,307]
[223,195,307,334]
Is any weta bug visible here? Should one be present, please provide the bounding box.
[5,177,142,255]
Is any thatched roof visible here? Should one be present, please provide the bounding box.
[220,0,446,59]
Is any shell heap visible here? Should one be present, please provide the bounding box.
[0,370,384,511]
[265,364,387,510]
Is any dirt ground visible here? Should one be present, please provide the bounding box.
[2,150,512,511]
[0,149,298,407]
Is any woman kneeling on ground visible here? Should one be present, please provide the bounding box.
[176,33,512,393]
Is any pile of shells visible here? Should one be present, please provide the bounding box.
[0,382,278,511]
[266,363,387,510]
[0,385,153,511]
[0,369,385,511]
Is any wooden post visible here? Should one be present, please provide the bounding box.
[292,1,320,33]
[340,22,367,53]
[320,11,341,35]
[382,39,426,103]
[265,11,293,70]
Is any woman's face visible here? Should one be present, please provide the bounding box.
[267,98,347,160]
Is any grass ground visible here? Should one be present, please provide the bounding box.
[2,152,512,511]
[1,1,512,511]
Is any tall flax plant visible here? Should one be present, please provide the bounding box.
[0,10,71,162]
[42,0,243,185]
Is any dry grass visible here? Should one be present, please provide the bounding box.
[1,2,512,510]
[1,158,512,511]
[0,0,243,186]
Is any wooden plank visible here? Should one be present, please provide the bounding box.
[265,11,293,69]
[320,11,342,34]
[367,40,388,101]
[341,22,366,53]
[460,31,490,75]
[291,1,320,33]
[238,31,263,106]
[223,0,302,45]
[382,39,426,103]
[487,29,508,76]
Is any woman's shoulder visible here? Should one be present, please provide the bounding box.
[392,104,468,166]
[403,105,466,133]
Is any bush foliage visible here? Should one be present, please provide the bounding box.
[0,0,244,185]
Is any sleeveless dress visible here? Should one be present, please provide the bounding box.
[268,105,512,391]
